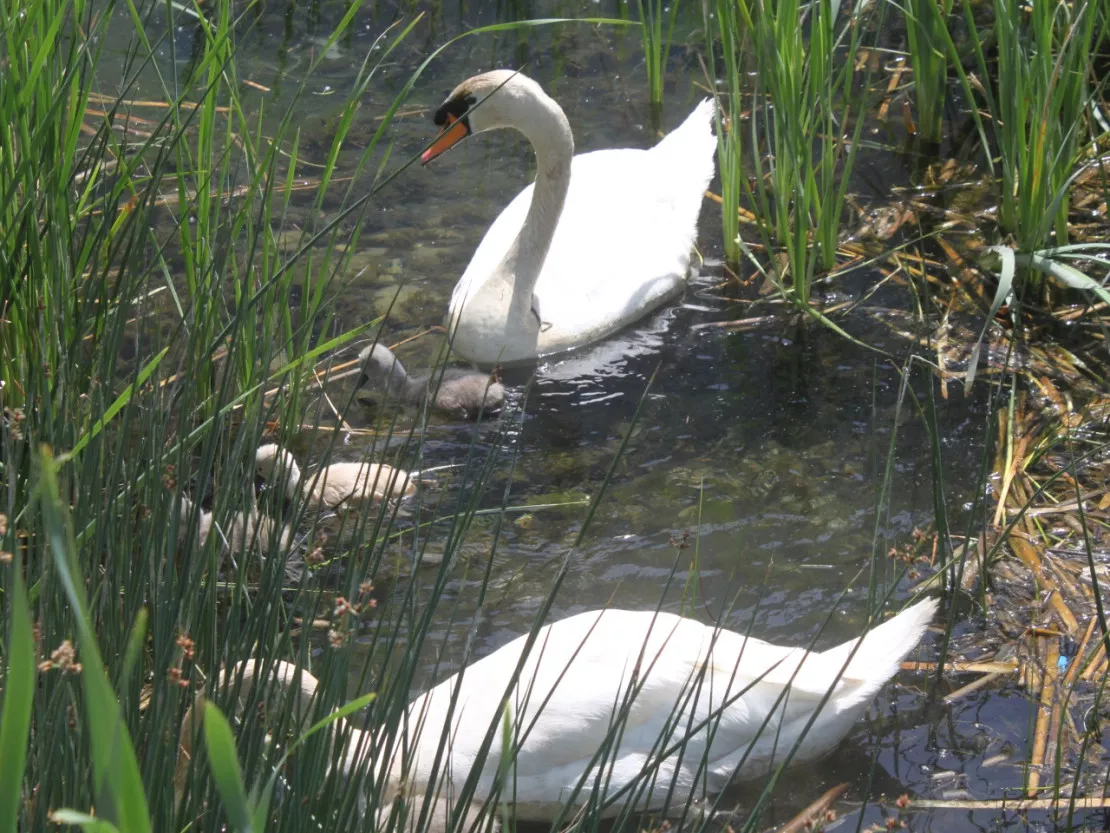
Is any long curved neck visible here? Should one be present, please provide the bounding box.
[499,94,574,320]
[384,359,426,404]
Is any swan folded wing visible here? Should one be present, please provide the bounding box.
[531,150,701,338]
[490,617,847,809]
[403,613,772,807]
[449,142,709,353]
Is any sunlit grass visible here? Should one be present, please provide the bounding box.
[709,0,871,307]
[705,0,746,265]
[904,0,951,144]
[636,0,682,114]
[954,0,1098,262]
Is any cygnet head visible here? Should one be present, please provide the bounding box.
[357,343,409,396]
[255,443,298,482]
[421,70,556,163]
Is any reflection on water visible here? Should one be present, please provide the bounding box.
[100,0,1065,828]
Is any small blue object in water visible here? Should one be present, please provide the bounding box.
[1058,655,1069,672]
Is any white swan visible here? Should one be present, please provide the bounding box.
[357,343,505,420]
[254,444,414,510]
[177,600,935,821]
[422,70,716,366]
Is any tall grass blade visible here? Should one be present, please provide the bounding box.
[37,447,152,833]
[904,0,951,143]
[0,573,35,833]
[203,703,256,833]
[965,245,1015,392]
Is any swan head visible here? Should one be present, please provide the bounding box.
[357,343,408,395]
[421,70,554,163]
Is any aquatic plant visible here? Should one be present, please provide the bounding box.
[636,0,683,113]
[713,0,870,306]
[0,0,443,828]
[903,0,952,144]
[705,0,747,265]
[958,0,1098,253]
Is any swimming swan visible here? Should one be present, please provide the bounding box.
[422,70,716,366]
[255,444,415,510]
[176,600,936,821]
[358,343,505,420]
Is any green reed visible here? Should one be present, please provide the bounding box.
[716,0,869,307]
[957,0,1098,254]
[903,0,951,144]
[706,0,747,265]
[0,0,437,827]
[636,0,682,112]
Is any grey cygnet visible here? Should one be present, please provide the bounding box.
[357,344,505,420]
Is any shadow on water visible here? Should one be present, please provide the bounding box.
[92,0,1095,828]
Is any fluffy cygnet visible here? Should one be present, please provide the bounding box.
[357,344,505,420]
[255,443,415,510]
[176,494,290,555]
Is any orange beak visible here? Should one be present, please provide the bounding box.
[421,114,469,164]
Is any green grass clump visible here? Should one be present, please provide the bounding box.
[636,0,682,114]
[0,0,445,827]
[706,0,747,266]
[954,0,1098,259]
[710,0,870,307]
[904,0,952,144]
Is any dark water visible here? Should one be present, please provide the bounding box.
[100,1,1101,829]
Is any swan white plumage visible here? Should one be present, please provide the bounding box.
[422,70,716,366]
[176,600,935,821]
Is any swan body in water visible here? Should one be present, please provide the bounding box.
[177,600,935,821]
[357,343,505,420]
[254,444,414,510]
[422,70,716,366]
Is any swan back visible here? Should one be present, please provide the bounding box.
[358,344,505,419]
[176,493,290,556]
[431,372,506,419]
[175,660,367,813]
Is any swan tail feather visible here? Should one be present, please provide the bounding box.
[654,98,716,153]
[823,598,937,706]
